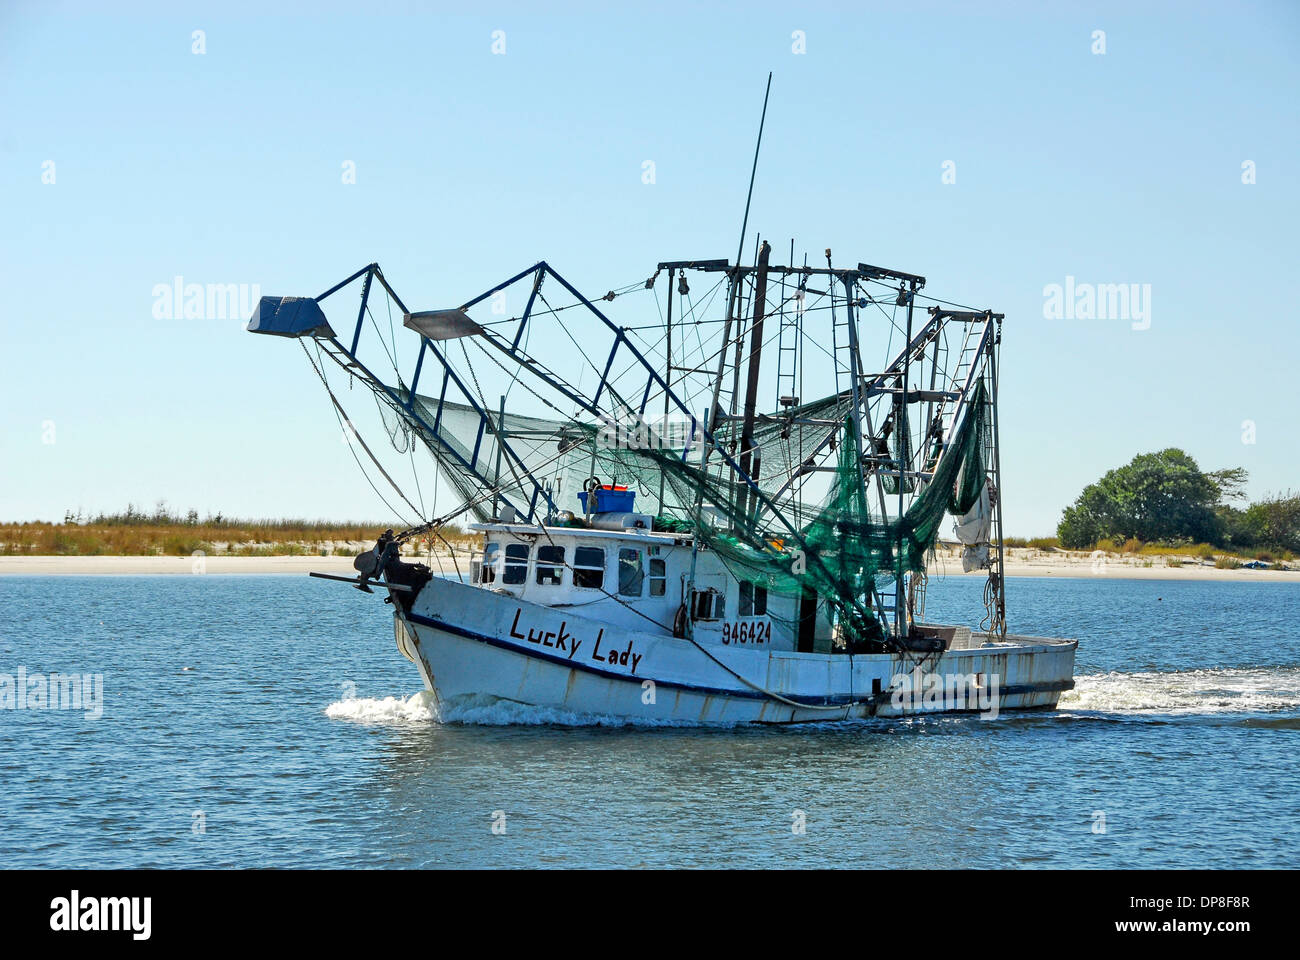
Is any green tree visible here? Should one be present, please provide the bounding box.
[1057,449,1237,548]
[1216,504,1259,550]
[1243,492,1300,553]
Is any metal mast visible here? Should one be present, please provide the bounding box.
[895,282,916,640]
[737,239,772,523]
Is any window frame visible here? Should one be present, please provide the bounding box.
[535,544,565,585]
[502,542,530,585]
[648,557,666,597]
[739,581,768,617]
[617,548,644,597]
[572,546,606,590]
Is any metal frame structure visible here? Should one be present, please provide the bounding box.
[302,262,838,553]
[257,248,1008,648]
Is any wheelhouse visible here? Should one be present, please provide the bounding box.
[467,522,835,654]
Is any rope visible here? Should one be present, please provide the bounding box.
[301,341,425,526]
[679,631,867,713]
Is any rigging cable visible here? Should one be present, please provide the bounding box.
[301,340,424,527]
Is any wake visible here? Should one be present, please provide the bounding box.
[1061,666,1300,715]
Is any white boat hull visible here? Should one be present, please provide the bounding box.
[395,577,1076,724]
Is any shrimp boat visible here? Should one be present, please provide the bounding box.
[247,241,1076,723]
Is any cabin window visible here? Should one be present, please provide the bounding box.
[739,581,768,617]
[649,558,666,597]
[692,588,725,621]
[572,547,605,589]
[480,542,500,584]
[535,545,564,585]
[503,543,529,585]
[618,548,644,596]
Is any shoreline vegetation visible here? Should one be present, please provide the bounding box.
[2,548,1298,581]
[1054,449,1299,563]
[1,509,1293,566]
[0,506,480,560]
[0,506,1296,581]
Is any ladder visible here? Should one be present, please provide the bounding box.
[774,279,801,409]
[722,277,752,423]
[829,286,856,398]
[940,317,990,440]
[982,378,1008,636]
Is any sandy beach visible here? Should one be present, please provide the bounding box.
[930,547,1300,583]
[0,554,463,577]
[1,548,1296,582]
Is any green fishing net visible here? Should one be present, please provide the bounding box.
[401,369,989,642]
[570,380,991,641]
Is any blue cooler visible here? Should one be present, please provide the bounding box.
[579,486,636,514]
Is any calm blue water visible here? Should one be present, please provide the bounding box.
[2,574,1297,868]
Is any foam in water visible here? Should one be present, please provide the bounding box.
[324,691,710,728]
[325,691,437,724]
[1062,666,1300,715]
[437,695,707,727]
[326,666,1300,726]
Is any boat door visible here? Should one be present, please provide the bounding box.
[797,588,818,653]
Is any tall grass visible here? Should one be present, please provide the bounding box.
[1084,538,1292,562]
[1000,535,1291,563]
[1,506,480,557]
[1002,536,1060,550]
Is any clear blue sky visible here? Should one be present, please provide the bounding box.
[2,0,1297,535]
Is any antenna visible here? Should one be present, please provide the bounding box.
[735,72,772,268]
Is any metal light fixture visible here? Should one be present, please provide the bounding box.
[402,309,484,341]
